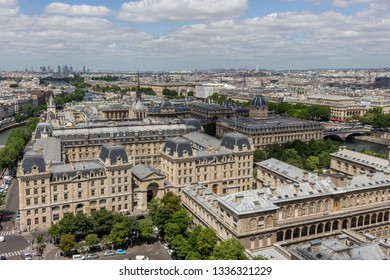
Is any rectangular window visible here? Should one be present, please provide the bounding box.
[42,216,46,223]
[78,192,82,198]
[34,180,37,186]
[53,195,57,202]
[101,188,104,195]
[111,188,115,194]
[53,186,57,192]
[34,188,38,195]
[34,209,38,214]
[91,189,95,196]
[64,184,68,191]
[26,189,30,196]
[42,197,46,204]
[53,214,59,221]
[41,179,45,184]
[41,187,45,194]
[27,210,31,216]
[42,208,46,213]
[35,217,39,224]
[78,183,81,188]
[27,219,31,225]
[64,193,68,200]
[34,197,38,204]
[91,181,95,187]
[26,181,30,187]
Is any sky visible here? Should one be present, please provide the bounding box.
[0,0,389,71]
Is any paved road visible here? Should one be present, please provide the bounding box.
[50,240,173,261]
[0,178,32,259]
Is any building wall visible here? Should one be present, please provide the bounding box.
[216,121,323,149]
[17,161,134,232]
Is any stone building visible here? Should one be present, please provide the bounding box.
[160,131,254,196]
[181,156,390,251]
[216,117,323,149]
[33,122,196,167]
[330,146,390,176]
[17,143,135,231]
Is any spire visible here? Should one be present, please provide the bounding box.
[136,71,141,101]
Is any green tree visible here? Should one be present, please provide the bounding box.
[84,233,100,249]
[195,227,218,259]
[211,238,248,260]
[253,254,268,260]
[171,209,192,234]
[59,233,76,253]
[305,156,320,171]
[204,122,216,136]
[254,149,267,162]
[170,234,191,259]
[281,149,303,168]
[36,234,46,254]
[164,223,181,243]
[139,219,154,242]
[57,213,79,235]
[48,222,61,242]
[90,209,118,236]
[109,222,129,246]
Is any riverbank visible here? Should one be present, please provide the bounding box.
[354,135,390,146]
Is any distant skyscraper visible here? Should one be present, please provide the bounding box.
[57,66,61,73]
[83,66,86,73]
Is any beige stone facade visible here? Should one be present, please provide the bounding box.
[17,144,135,232]
[160,132,254,196]
[182,156,390,251]
[304,94,367,122]
[216,117,323,149]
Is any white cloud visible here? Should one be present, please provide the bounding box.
[44,2,111,17]
[0,0,390,70]
[0,0,19,17]
[117,0,247,22]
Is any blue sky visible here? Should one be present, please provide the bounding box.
[0,0,389,71]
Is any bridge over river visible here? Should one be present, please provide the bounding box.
[323,127,371,141]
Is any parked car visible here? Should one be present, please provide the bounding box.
[0,236,5,242]
[116,249,127,255]
[72,254,85,260]
[135,255,149,260]
[136,215,145,220]
[0,255,6,260]
[103,250,115,256]
[86,253,98,259]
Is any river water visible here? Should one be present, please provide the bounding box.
[0,124,27,146]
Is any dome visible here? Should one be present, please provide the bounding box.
[160,100,173,108]
[251,95,267,109]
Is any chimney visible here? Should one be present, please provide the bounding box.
[303,171,309,179]
[379,239,390,255]
[235,194,244,204]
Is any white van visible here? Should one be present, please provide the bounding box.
[72,254,85,260]
[135,255,149,260]
[21,250,33,260]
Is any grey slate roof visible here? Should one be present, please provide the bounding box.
[183,131,221,150]
[220,132,250,151]
[22,151,46,174]
[98,144,128,165]
[34,123,53,139]
[163,138,193,157]
[51,160,104,177]
[33,137,62,164]
[132,164,164,180]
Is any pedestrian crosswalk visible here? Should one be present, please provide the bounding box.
[0,230,14,236]
[1,250,22,258]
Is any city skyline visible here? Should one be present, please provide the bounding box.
[0,0,389,71]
